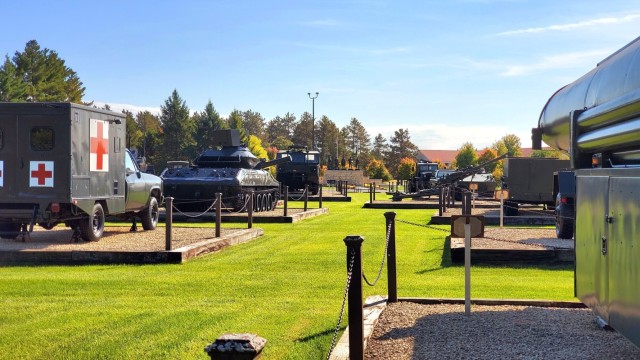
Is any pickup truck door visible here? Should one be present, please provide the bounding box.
[124,151,148,211]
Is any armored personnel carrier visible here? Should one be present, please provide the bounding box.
[161,130,289,212]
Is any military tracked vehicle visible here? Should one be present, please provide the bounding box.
[161,130,289,212]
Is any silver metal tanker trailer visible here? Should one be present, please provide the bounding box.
[533,35,640,348]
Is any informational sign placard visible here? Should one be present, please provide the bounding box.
[494,189,509,200]
[450,215,485,238]
[468,183,478,191]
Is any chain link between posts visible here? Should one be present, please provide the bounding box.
[326,249,356,360]
[362,221,392,287]
[288,187,308,201]
[171,198,218,218]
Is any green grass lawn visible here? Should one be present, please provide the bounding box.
[0,191,574,359]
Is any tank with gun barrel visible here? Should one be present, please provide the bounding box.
[161,130,290,212]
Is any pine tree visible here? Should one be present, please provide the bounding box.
[5,40,85,102]
[227,109,248,145]
[159,89,194,166]
[387,128,419,177]
[194,100,226,151]
[0,56,26,101]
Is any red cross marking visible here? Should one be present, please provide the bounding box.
[90,121,109,170]
[31,163,52,185]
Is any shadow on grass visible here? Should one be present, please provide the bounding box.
[295,325,346,343]
[415,236,451,275]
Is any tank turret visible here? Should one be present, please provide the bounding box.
[161,130,288,212]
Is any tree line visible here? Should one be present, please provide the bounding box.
[1,40,564,180]
[0,40,422,178]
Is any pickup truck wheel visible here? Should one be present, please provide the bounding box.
[555,204,574,239]
[141,197,159,230]
[80,203,105,241]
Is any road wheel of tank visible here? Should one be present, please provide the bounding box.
[268,193,277,211]
[555,204,574,239]
[255,194,263,212]
[503,201,519,216]
[80,203,105,241]
[141,197,159,230]
[0,223,21,239]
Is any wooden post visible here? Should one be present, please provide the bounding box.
[369,183,373,204]
[165,197,173,251]
[215,193,221,238]
[304,185,309,212]
[438,187,444,217]
[344,235,364,360]
[319,184,323,209]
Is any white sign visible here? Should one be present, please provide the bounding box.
[90,119,109,172]
[30,161,54,187]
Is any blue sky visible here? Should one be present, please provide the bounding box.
[2,0,639,149]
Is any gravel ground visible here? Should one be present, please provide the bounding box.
[0,226,240,251]
[470,227,573,250]
[365,302,640,360]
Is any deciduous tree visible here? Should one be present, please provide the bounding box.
[454,142,478,169]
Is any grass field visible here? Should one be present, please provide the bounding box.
[0,191,574,359]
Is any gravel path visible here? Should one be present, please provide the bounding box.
[365,302,640,359]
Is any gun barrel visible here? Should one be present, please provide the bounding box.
[255,155,291,169]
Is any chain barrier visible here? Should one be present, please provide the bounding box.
[221,195,251,214]
[362,221,392,287]
[287,187,308,201]
[396,218,451,233]
[326,249,356,360]
[171,198,218,218]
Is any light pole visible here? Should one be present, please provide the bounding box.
[308,92,319,150]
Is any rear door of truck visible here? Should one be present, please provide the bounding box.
[0,106,70,206]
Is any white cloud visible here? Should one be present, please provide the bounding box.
[496,14,640,36]
[93,101,161,116]
[368,123,532,150]
[499,49,610,77]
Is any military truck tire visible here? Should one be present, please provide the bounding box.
[141,197,159,230]
[80,203,105,241]
[0,223,21,239]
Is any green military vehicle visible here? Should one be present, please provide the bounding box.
[0,103,163,241]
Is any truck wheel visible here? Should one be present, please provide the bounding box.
[503,201,519,216]
[141,197,159,230]
[80,203,105,241]
[555,205,574,239]
[0,223,21,239]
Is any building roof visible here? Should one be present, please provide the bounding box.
[418,148,546,165]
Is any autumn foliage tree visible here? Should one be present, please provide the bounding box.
[365,159,392,181]
[396,157,416,180]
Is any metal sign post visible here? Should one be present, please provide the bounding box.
[450,215,485,316]
[469,183,478,210]
[494,189,509,228]
[465,221,471,316]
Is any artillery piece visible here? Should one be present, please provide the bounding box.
[161,130,290,212]
[392,154,506,201]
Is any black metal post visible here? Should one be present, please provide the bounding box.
[304,185,309,212]
[165,197,173,251]
[384,212,397,303]
[438,187,444,217]
[284,186,288,217]
[248,191,254,229]
[215,193,222,237]
[463,191,472,215]
[344,235,364,360]
[369,183,373,204]
[319,184,323,209]
[344,181,348,197]
[373,183,376,201]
